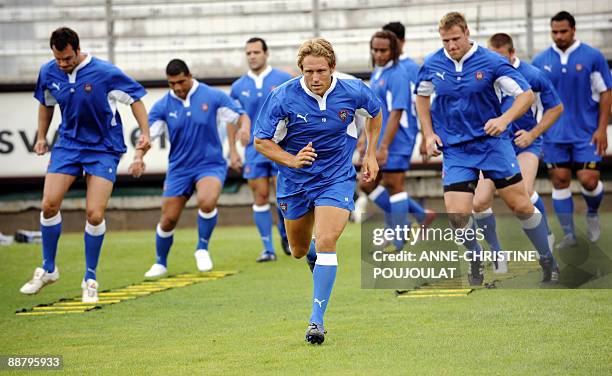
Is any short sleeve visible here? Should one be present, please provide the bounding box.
[33,64,56,106]
[216,91,244,125]
[494,61,531,97]
[108,67,147,104]
[148,98,167,141]
[356,80,382,118]
[536,71,561,111]
[387,68,410,112]
[590,50,612,94]
[254,91,288,143]
[415,64,434,96]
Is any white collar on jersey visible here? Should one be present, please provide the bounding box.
[247,65,272,90]
[373,60,394,80]
[443,41,478,72]
[299,74,338,111]
[67,53,92,84]
[399,52,411,61]
[552,40,581,65]
[512,57,521,69]
[170,79,200,108]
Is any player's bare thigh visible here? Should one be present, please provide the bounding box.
[195,176,223,213]
[41,173,77,218]
[314,206,350,253]
[473,173,495,213]
[85,174,114,225]
[285,211,315,258]
[497,181,534,217]
[248,177,271,206]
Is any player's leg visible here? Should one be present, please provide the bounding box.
[574,142,604,242]
[145,195,188,278]
[194,175,223,272]
[81,174,114,302]
[472,176,507,272]
[496,180,558,283]
[517,150,554,249]
[303,205,349,344]
[249,175,276,262]
[271,174,290,255]
[284,211,315,259]
[544,142,576,247]
[20,172,76,294]
[382,170,412,250]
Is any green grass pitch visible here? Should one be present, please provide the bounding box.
[0,216,611,375]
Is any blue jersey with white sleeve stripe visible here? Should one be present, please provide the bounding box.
[254,74,381,197]
[148,80,243,171]
[415,43,531,146]
[532,41,612,143]
[230,66,292,165]
[501,58,561,135]
[34,54,146,154]
[370,61,415,155]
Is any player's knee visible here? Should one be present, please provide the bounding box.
[86,209,105,226]
[315,234,338,252]
[159,217,178,231]
[198,202,217,214]
[508,199,533,216]
[448,213,471,229]
[578,177,599,191]
[41,199,60,218]
[472,198,490,213]
[253,194,268,206]
[290,245,308,259]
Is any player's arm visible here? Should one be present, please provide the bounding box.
[415,95,442,157]
[254,138,316,169]
[35,104,54,155]
[514,103,563,148]
[377,110,402,165]
[362,111,382,183]
[485,90,534,136]
[593,89,611,156]
[226,121,242,171]
[131,100,150,154]
[237,113,251,147]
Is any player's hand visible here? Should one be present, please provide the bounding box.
[484,117,509,137]
[237,128,249,147]
[362,153,379,183]
[291,142,317,168]
[514,129,536,148]
[136,133,151,153]
[419,138,429,162]
[591,128,608,156]
[425,133,443,157]
[128,157,146,178]
[229,150,242,171]
[34,139,48,155]
[375,145,388,166]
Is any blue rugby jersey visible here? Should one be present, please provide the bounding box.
[532,41,612,143]
[34,54,146,154]
[415,43,531,146]
[148,80,243,171]
[370,61,414,154]
[230,66,292,164]
[501,58,562,136]
[254,74,381,196]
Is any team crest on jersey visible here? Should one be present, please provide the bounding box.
[475,71,484,80]
[201,103,209,112]
[575,64,583,72]
[84,83,93,93]
[279,202,288,212]
[338,109,349,122]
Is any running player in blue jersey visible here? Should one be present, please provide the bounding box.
[472,33,564,273]
[254,38,382,344]
[136,59,244,278]
[230,37,293,262]
[532,11,612,248]
[415,13,559,285]
[20,27,151,302]
[358,30,429,251]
